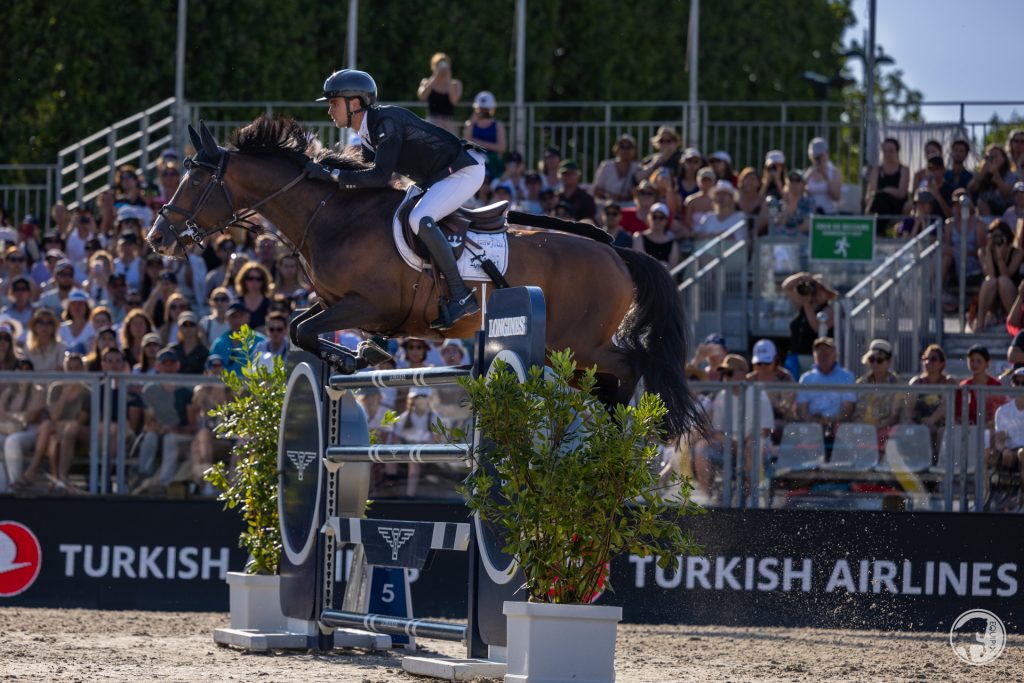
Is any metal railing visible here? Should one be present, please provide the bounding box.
[0,371,221,495]
[56,97,176,209]
[0,165,58,230]
[685,379,1009,513]
[838,221,944,375]
[671,221,749,352]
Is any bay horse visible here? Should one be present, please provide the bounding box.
[146,117,704,439]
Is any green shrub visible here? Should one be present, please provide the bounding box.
[452,349,703,604]
[204,326,285,576]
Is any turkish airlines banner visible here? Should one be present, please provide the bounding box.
[1,498,1020,632]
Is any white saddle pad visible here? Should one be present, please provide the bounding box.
[392,187,509,282]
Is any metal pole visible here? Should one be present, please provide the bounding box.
[687,0,700,147]
[514,0,526,155]
[347,0,358,68]
[864,0,877,165]
[175,0,187,155]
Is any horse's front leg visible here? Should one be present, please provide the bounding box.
[293,296,392,374]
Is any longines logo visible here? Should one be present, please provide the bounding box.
[378,527,415,561]
[286,450,317,481]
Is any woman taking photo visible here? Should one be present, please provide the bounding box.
[974,219,1022,332]
[781,271,837,377]
[417,52,462,135]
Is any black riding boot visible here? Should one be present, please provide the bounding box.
[418,217,480,329]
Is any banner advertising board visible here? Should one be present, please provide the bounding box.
[1,498,1019,632]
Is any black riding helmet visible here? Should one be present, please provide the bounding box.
[317,69,378,107]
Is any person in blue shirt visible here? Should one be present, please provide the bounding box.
[796,336,856,434]
[209,302,265,376]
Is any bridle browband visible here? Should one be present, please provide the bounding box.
[157,149,333,271]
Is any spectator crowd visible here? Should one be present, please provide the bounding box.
[2,87,1024,508]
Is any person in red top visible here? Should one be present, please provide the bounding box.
[620,181,658,235]
[953,344,1007,428]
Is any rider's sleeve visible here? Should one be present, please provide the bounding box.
[334,117,400,188]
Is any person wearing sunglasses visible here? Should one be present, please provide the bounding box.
[254,311,290,371]
[170,311,210,375]
[1,276,35,341]
[201,287,232,343]
[232,262,272,332]
[852,339,906,455]
[796,337,856,455]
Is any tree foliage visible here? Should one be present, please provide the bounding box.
[2,0,855,163]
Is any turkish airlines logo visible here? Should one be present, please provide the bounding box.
[0,521,42,597]
[378,527,415,561]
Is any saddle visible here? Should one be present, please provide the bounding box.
[397,186,509,262]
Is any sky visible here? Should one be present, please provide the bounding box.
[846,0,1021,123]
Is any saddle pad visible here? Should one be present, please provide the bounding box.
[392,201,509,281]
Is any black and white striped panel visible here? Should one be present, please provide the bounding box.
[328,365,472,390]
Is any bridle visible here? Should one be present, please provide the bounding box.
[157,149,332,264]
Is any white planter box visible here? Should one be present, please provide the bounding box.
[503,601,622,683]
[226,571,287,632]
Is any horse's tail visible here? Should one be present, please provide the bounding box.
[614,247,709,441]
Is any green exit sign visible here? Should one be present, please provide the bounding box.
[810,215,876,262]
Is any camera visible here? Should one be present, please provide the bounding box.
[437,59,449,71]
[796,281,816,296]
[993,236,1006,246]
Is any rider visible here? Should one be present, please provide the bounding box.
[317,69,483,330]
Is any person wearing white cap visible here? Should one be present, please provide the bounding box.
[677,147,704,201]
[59,289,96,355]
[463,91,507,171]
[634,202,680,268]
[695,180,745,240]
[852,338,905,453]
[709,151,737,187]
[804,137,841,215]
[762,150,787,200]
[746,339,796,440]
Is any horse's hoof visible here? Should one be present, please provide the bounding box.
[356,340,393,367]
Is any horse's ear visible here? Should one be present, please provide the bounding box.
[198,120,219,158]
[187,124,202,155]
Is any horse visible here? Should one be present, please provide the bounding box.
[146,116,704,439]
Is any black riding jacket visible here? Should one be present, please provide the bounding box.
[334,105,478,189]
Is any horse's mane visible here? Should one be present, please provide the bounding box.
[230,115,370,171]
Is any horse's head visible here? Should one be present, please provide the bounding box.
[147,121,236,258]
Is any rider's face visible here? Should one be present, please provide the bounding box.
[328,97,348,128]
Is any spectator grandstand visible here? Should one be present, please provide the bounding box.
[1,95,1023,514]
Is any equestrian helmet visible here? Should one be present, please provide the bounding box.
[317,69,378,107]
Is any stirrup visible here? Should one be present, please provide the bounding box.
[430,290,480,330]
